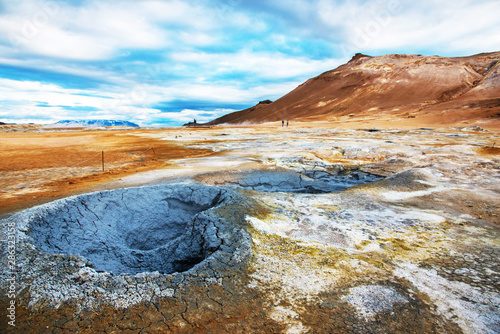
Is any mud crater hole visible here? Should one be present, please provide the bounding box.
[200,168,383,193]
[28,186,227,275]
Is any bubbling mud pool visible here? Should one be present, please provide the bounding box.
[196,168,383,193]
[22,185,240,275]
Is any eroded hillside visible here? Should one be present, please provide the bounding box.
[214,52,500,128]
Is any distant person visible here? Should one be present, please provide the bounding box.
[194,119,197,124]
[287,121,289,127]
[282,120,284,127]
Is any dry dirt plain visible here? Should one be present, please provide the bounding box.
[1,123,499,333]
[0,126,216,216]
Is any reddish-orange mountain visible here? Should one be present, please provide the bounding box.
[213,52,500,128]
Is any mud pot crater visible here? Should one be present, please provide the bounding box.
[197,168,383,193]
[12,185,251,275]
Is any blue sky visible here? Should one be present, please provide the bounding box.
[0,0,499,126]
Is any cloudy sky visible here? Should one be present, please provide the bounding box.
[0,0,499,126]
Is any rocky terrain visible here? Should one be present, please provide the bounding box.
[1,125,499,333]
[213,51,500,129]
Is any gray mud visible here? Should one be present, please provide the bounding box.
[25,186,230,274]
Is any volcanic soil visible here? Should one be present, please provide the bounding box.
[0,126,216,216]
[1,123,499,333]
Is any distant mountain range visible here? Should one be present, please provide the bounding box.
[212,51,500,127]
[55,120,139,127]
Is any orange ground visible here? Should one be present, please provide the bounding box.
[0,127,215,216]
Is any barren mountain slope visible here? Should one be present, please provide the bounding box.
[213,52,500,126]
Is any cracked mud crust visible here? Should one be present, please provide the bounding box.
[0,185,267,333]
[1,126,499,333]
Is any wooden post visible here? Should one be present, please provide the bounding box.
[151,147,156,155]
[102,151,104,171]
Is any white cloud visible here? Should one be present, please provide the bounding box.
[3,79,121,107]
[148,80,300,104]
[1,0,498,61]
[23,26,118,60]
[171,50,342,80]
[254,0,500,56]
[107,80,300,119]
[178,32,217,47]
[0,0,272,60]
[0,57,131,88]
[335,0,500,55]
[0,0,188,60]
[141,0,216,29]
[0,77,297,125]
